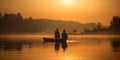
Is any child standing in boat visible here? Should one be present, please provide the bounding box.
[54,28,60,42]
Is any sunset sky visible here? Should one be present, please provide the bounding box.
[0,0,120,26]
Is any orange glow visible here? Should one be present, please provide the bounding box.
[64,0,73,6]
[0,0,120,26]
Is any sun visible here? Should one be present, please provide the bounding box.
[64,0,72,5]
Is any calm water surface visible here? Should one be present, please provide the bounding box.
[0,35,120,60]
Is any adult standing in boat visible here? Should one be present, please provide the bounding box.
[54,28,60,42]
[62,30,68,42]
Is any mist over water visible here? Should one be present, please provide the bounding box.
[0,35,120,60]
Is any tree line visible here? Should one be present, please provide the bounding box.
[110,16,120,32]
[0,13,42,33]
[0,13,120,34]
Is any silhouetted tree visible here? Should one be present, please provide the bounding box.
[16,13,23,21]
[97,23,102,30]
[0,13,1,26]
[0,13,23,33]
[73,29,77,34]
[92,27,98,32]
[84,28,91,33]
[110,16,120,32]
[80,31,84,34]
[0,13,1,20]
[29,16,33,20]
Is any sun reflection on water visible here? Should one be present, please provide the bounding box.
[66,57,70,60]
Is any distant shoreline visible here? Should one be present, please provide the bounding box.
[79,30,120,35]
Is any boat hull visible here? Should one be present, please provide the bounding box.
[43,38,62,42]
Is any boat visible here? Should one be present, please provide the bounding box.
[43,38,56,42]
[43,38,62,42]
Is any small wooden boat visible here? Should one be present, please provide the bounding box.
[43,38,63,42]
[43,38,56,42]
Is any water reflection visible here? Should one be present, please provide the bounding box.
[0,36,120,60]
[111,39,120,52]
[0,43,2,51]
[0,42,23,51]
[61,42,67,52]
[54,41,68,53]
[3,42,23,51]
[54,42,60,52]
[28,43,33,48]
[0,39,33,52]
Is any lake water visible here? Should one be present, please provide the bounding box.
[0,35,120,60]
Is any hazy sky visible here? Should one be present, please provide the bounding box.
[0,0,120,26]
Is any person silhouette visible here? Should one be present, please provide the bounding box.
[62,30,68,42]
[54,28,60,42]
